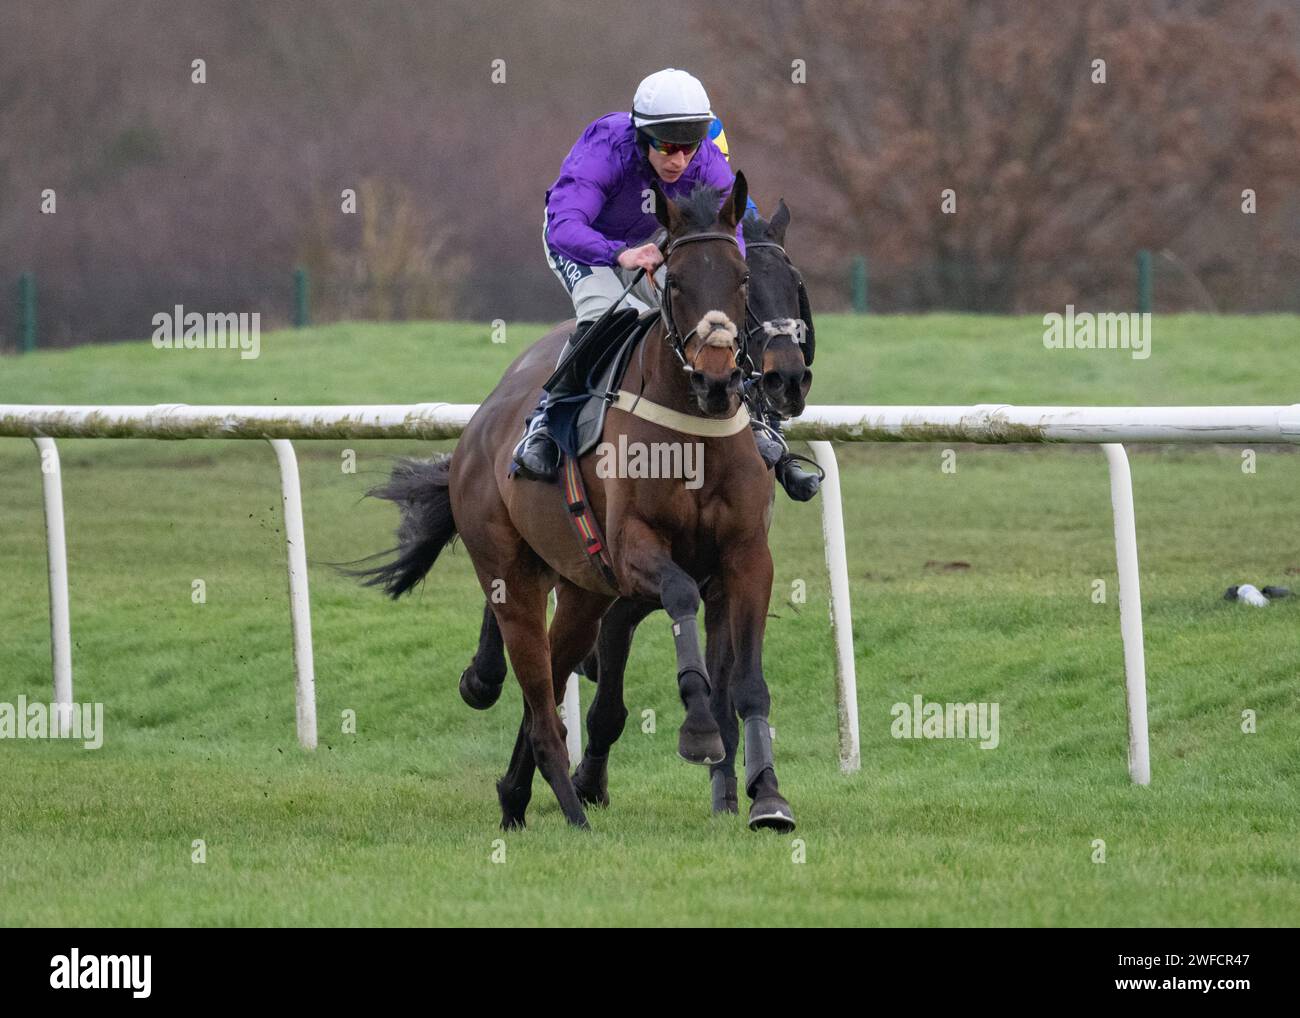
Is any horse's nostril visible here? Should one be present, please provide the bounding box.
[729,368,744,389]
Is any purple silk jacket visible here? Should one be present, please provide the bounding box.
[543,112,747,267]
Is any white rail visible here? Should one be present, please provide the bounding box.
[10,401,1298,782]
[5,401,1300,443]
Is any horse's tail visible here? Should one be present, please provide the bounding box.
[346,455,458,599]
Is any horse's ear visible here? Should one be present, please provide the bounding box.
[769,198,790,245]
[720,170,748,228]
[652,181,677,233]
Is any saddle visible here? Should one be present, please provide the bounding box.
[548,308,659,461]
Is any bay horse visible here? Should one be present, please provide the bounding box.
[576,203,814,820]
[357,174,795,831]
[453,203,814,826]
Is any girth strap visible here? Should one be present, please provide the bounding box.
[562,456,620,594]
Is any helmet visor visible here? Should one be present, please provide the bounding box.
[638,117,712,146]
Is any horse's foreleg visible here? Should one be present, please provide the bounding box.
[573,597,655,808]
[616,526,724,766]
[703,581,740,814]
[722,541,795,832]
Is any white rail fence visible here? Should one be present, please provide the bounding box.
[8,401,1300,784]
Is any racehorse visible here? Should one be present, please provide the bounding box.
[355,175,799,831]
[453,203,815,824]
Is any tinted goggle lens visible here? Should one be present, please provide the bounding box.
[649,138,699,157]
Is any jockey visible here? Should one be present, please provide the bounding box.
[513,67,819,501]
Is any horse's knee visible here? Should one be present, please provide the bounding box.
[660,574,700,621]
[730,677,771,722]
[587,703,628,748]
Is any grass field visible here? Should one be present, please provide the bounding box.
[1,314,1298,926]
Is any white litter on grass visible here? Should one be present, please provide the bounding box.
[1226,583,1270,607]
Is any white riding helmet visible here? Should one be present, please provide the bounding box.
[631,68,715,145]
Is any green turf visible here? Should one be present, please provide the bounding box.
[1,314,1297,926]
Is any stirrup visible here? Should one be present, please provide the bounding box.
[749,417,788,468]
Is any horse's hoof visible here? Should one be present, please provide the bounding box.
[713,796,739,815]
[747,796,796,833]
[460,666,503,710]
[500,814,526,831]
[572,760,609,808]
[678,726,726,766]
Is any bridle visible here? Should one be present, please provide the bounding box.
[653,231,748,373]
[741,240,814,370]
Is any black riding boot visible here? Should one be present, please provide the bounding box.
[749,413,821,502]
[775,453,821,502]
[511,321,593,483]
[512,411,561,482]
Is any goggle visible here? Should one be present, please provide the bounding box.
[647,137,700,157]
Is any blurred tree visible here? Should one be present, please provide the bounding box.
[299,178,468,321]
[699,0,1300,311]
[1,0,1297,346]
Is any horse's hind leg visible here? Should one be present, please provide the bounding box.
[500,584,613,825]
[494,574,610,829]
[572,597,655,808]
[461,601,507,710]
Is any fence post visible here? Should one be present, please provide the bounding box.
[293,266,310,328]
[850,255,868,313]
[1136,250,1152,314]
[18,272,37,353]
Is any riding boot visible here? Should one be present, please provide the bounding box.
[775,454,821,502]
[512,410,560,482]
[511,320,594,483]
[751,411,822,502]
